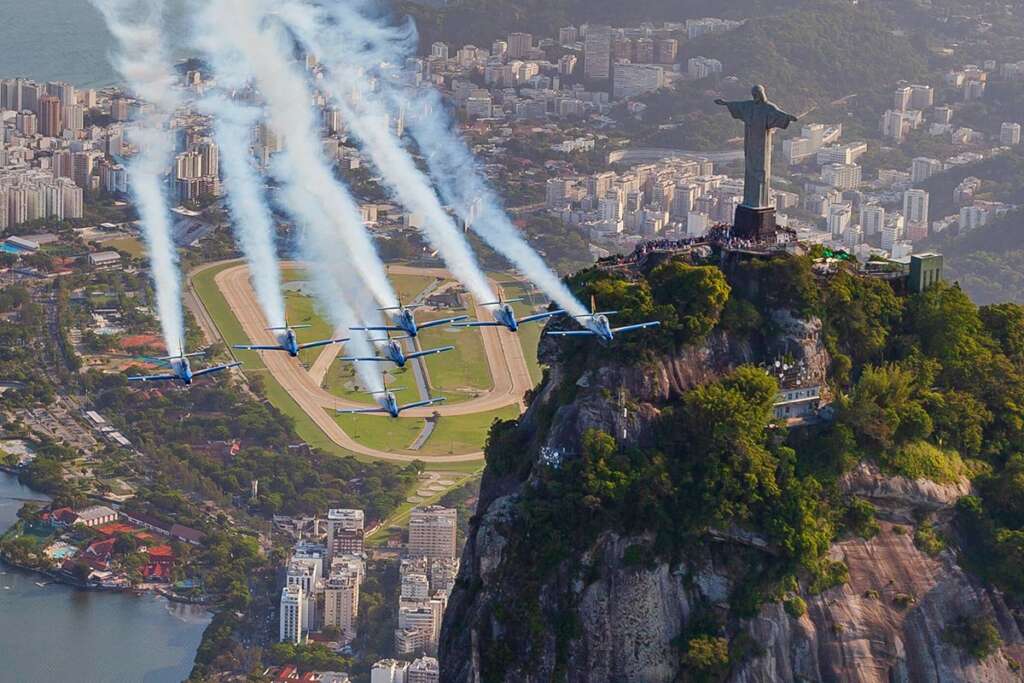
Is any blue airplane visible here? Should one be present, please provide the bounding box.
[336,375,446,418]
[128,346,241,385]
[339,333,454,369]
[232,321,348,358]
[351,298,468,338]
[545,296,661,343]
[454,297,565,333]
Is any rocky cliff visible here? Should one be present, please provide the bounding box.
[438,292,1024,682]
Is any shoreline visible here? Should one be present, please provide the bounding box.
[0,553,211,606]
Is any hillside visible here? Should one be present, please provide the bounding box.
[680,3,929,109]
[398,0,799,49]
[438,252,1024,681]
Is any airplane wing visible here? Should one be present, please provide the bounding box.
[350,325,401,332]
[192,362,242,377]
[298,337,349,350]
[612,322,661,334]
[398,397,447,412]
[518,310,565,324]
[406,346,455,360]
[233,344,284,351]
[453,321,503,328]
[128,373,179,382]
[572,311,619,318]
[545,330,597,337]
[339,356,386,363]
[336,406,385,414]
[418,315,469,329]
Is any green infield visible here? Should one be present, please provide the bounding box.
[332,411,426,453]
[328,403,519,456]
[418,404,520,456]
[416,299,493,402]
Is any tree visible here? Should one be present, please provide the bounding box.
[649,260,730,344]
[662,366,780,523]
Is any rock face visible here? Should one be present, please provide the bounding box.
[438,313,1024,682]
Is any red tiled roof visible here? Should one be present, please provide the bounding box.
[85,538,116,557]
[96,522,138,537]
[147,545,174,559]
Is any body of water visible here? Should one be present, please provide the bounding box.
[0,0,189,87]
[0,472,210,683]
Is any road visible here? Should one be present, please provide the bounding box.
[607,147,745,164]
[191,261,535,462]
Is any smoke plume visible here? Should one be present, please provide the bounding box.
[192,0,390,392]
[203,95,287,329]
[90,0,188,355]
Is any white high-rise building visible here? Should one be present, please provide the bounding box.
[286,557,321,631]
[821,163,862,191]
[323,571,359,643]
[881,216,905,252]
[408,657,440,683]
[911,157,942,184]
[687,56,723,80]
[612,63,665,99]
[430,42,449,60]
[371,659,409,683]
[279,584,305,644]
[894,86,912,111]
[507,32,533,59]
[583,25,612,80]
[910,84,934,109]
[408,506,457,559]
[960,205,989,232]
[903,189,930,239]
[1001,122,1021,145]
[860,204,885,237]
[326,508,364,562]
[828,202,852,237]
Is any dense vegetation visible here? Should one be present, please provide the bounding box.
[86,374,419,521]
[473,253,1024,677]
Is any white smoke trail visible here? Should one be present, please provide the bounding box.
[90,0,187,355]
[192,0,389,392]
[406,89,588,317]
[200,95,287,329]
[277,6,495,305]
[192,0,397,312]
[279,0,587,318]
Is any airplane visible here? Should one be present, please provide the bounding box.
[336,374,446,418]
[232,320,348,358]
[545,296,661,343]
[453,296,565,333]
[339,332,454,369]
[128,345,241,385]
[351,297,468,338]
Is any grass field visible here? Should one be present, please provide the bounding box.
[418,404,520,456]
[104,236,146,258]
[329,403,519,456]
[333,411,427,452]
[416,310,493,403]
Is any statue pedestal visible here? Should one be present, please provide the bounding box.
[733,205,776,241]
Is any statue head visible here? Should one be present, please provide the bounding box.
[752,85,767,103]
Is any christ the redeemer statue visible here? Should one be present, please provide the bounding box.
[715,85,799,209]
